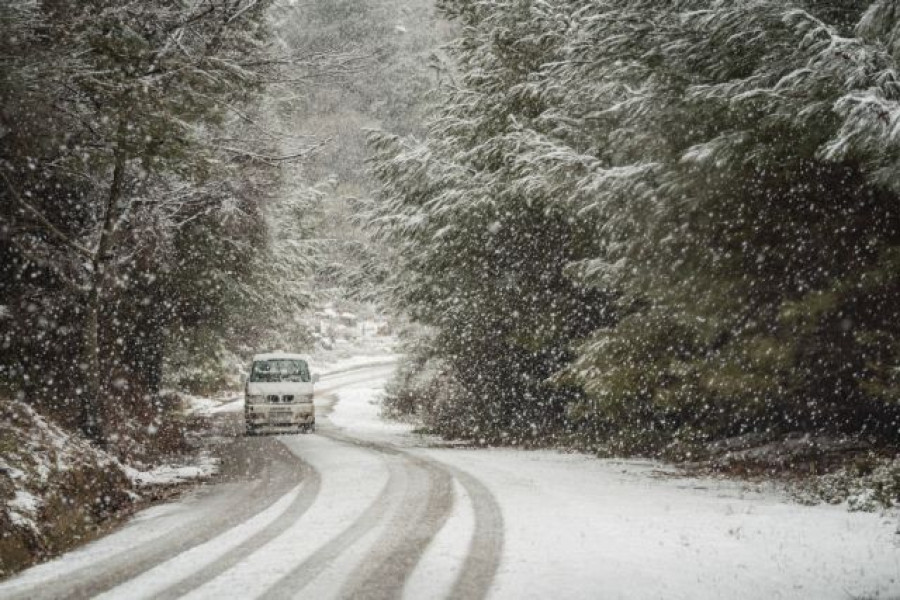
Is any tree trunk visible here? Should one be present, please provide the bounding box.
[79,120,128,446]
[80,285,106,445]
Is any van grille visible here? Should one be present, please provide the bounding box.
[265,394,295,403]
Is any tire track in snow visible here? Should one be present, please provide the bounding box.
[444,465,504,600]
[324,432,504,600]
[0,437,305,600]
[260,451,407,600]
[317,377,504,600]
[145,459,323,600]
[258,392,417,600]
[263,376,503,600]
[330,433,454,600]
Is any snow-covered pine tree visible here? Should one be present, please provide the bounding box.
[0,0,279,445]
[556,0,900,453]
[372,0,900,453]
[369,0,611,443]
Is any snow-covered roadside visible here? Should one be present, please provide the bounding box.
[309,352,400,377]
[307,335,399,373]
[424,447,900,600]
[0,399,219,578]
[120,453,220,488]
[329,375,900,599]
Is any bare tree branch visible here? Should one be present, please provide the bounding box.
[218,142,327,164]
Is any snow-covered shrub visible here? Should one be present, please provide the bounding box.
[102,391,194,466]
[795,456,900,511]
[381,333,474,438]
[384,356,454,420]
[382,334,447,418]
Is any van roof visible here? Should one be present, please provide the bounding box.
[252,352,310,362]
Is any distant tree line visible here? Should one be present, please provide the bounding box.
[274,0,454,306]
[0,0,293,452]
[370,0,900,456]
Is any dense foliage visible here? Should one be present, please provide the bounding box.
[0,0,450,454]
[0,0,280,451]
[371,0,900,455]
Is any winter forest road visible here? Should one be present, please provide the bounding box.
[3,364,900,600]
[0,365,504,600]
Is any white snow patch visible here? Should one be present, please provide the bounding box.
[122,454,220,487]
[8,511,38,532]
[8,490,41,514]
[309,353,401,377]
[327,385,413,441]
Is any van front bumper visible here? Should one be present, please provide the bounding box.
[245,403,315,430]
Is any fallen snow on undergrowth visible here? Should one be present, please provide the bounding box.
[0,401,123,521]
[795,456,900,512]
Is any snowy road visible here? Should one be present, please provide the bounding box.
[2,364,899,599]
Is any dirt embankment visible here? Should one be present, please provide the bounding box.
[0,400,135,577]
[0,399,220,579]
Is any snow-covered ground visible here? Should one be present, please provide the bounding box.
[307,348,400,376]
[120,453,220,487]
[4,363,899,599]
[419,449,900,599]
[330,375,900,600]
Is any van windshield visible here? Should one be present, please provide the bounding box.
[249,359,310,383]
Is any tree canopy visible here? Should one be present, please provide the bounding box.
[371,0,900,454]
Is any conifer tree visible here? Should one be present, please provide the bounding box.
[372,0,900,451]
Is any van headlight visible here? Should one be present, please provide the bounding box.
[246,394,265,405]
[300,393,314,403]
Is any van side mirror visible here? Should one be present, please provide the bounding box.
[312,374,320,384]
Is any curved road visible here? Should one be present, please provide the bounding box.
[0,364,503,600]
[5,364,896,599]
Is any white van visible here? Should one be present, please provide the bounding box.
[244,352,316,435]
